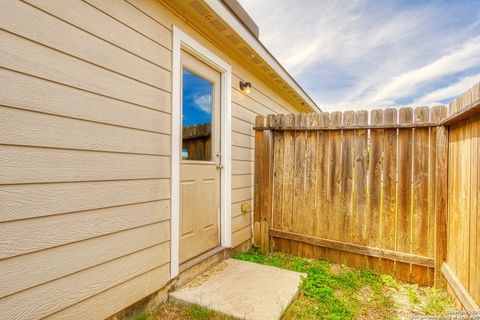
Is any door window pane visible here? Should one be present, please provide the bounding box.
[182,69,213,161]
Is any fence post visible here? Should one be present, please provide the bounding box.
[254,115,274,252]
[433,106,449,288]
[253,116,264,248]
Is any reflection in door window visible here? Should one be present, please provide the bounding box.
[182,69,213,161]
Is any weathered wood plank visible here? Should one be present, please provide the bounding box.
[442,263,480,311]
[351,110,368,267]
[272,115,285,229]
[303,114,318,258]
[367,109,384,271]
[381,108,397,276]
[270,229,435,268]
[411,107,430,285]
[314,113,330,239]
[325,112,342,262]
[292,114,307,256]
[253,116,265,247]
[281,114,296,234]
[432,106,448,288]
[339,111,354,264]
[396,108,413,282]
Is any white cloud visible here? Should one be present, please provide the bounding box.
[368,36,480,105]
[412,73,480,106]
[238,0,480,111]
[193,94,212,114]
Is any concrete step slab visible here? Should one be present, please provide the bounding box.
[169,258,306,320]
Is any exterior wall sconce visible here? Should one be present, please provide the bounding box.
[239,81,252,94]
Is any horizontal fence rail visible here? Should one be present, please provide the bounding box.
[254,106,449,287]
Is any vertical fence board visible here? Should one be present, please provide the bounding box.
[459,120,470,289]
[339,111,354,264]
[253,116,265,247]
[367,109,384,271]
[303,114,318,258]
[325,112,342,261]
[314,112,330,259]
[291,114,307,256]
[411,107,430,285]
[272,115,284,230]
[396,108,413,282]
[381,108,398,276]
[432,106,448,288]
[352,111,368,268]
[469,114,479,299]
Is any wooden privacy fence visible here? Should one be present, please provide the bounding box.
[182,123,211,160]
[253,106,448,287]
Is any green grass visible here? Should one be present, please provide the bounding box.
[234,249,453,320]
[422,288,455,315]
[406,286,421,304]
[234,249,395,320]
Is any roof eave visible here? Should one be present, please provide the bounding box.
[205,0,321,113]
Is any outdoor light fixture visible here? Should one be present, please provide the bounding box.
[239,81,252,94]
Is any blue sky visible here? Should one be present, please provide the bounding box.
[238,0,480,111]
[182,69,213,126]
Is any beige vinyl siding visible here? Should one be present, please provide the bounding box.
[0,0,297,318]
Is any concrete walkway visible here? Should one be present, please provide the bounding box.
[169,259,305,320]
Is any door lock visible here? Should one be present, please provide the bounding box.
[216,164,224,169]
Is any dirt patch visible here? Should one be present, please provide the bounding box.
[184,262,228,288]
[329,263,352,275]
[356,286,373,303]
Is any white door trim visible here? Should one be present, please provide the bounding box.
[171,26,232,279]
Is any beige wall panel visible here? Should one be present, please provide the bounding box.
[0,30,170,112]
[232,89,275,117]
[232,213,252,232]
[84,0,171,49]
[232,201,253,221]
[0,146,170,184]
[232,174,254,189]
[0,200,170,259]
[232,132,255,149]
[0,69,171,133]
[232,186,253,204]
[232,225,252,247]
[24,0,172,69]
[0,222,169,298]
[0,0,170,91]
[232,146,254,161]
[232,73,291,114]
[232,117,254,136]
[232,160,254,175]
[0,0,300,315]
[0,107,170,155]
[126,0,172,31]
[0,179,170,222]
[232,103,256,124]
[46,264,170,320]
[0,244,170,320]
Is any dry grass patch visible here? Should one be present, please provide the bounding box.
[134,303,234,320]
